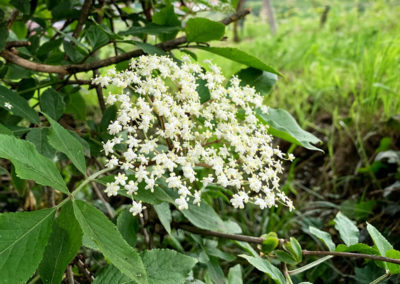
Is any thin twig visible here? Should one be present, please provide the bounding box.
[66,265,74,284]
[139,213,151,249]
[76,257,94,282]
[6,41,31,49]
[176,224,400,265]
[8,9,19,29]
[72,0,92,38]
[93,69,106,113]
[0,9,251,74]
[302,250,400,265]
[90,178,114,218]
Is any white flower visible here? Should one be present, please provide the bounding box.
[105,182,119,197]
[193,191,201,205]
[175,197,188,210]
[93,55,294,212]
[202,176,214,188]
[4,102,12,109]
[106,93,117,105]
[108,121,122,135]
[182,164,196,183]
[249,177,262,193]
[230,193,245,209]
[123,148,137,162]
[129,200,144,216]
[254,197,267,209]
[126,180,138,195]
[105,156,119,169]
[103,140,115,155]
[115,173,127,185]
[166,174,182,189]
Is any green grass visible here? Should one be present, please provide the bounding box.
[194,0,400,127]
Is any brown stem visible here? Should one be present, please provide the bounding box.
[0,50,68,74]
[141,0,152,22]
[111,0,129,26]
[76,257,94,282]
[72,0,92,38]
[8,9,19,29]
[302,250,400,265]
[0,9,251,74]
[176,224,400,265]
[6,41,31,49]
[93,69,106,113]
[139,213,151,249]
[66,265,74,284]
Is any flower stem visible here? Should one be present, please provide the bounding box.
[56,167,114,209]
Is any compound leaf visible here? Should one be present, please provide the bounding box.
[0,208,56,284]
[0,134,68,193]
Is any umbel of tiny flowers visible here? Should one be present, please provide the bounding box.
[92,55,295,216]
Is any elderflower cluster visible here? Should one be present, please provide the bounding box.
[92,55,295,216]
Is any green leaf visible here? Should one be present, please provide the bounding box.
[39,201,82,284]
[45,114,86,175]
[234,67,278,95]
[228,264,243,284]
[154,202,172,234]
[72,200,148,283]
[142,249,197,284]
[63,40,87,63]
[40,88,66,120]
[206,257,225,284]
[367,222,393,271]
[334,212,359,246]
[195,47,280,76]
[239,254,285,284]
[256,108,322,152]
[10,0,30,14]
[386,249,400,274]
[119,24,180,37]
[0,123,13,136]
[117,209,139,248]
[0,134,69,193]
[5,63,32,80]
[309,226,336,251]
[0,85,40,124]
[288,237,302,262]
[275,250,298,265]
[100,105,118,132]
[335,243,378,255]
[17,78,37,100]
[205,243,235,262]
[11,21,27,39]
[152,5,180,41]
[0,22,9,51]
[185,18,225,43]
[65,92,86,120]
[180,200,226,231]
[10,165,26,196]
[51,0,77,21]
[197,78,211,104]
[85,25,109,50]
[0,208,56,284]
[93,265,134,284]
[134,41,167,56]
